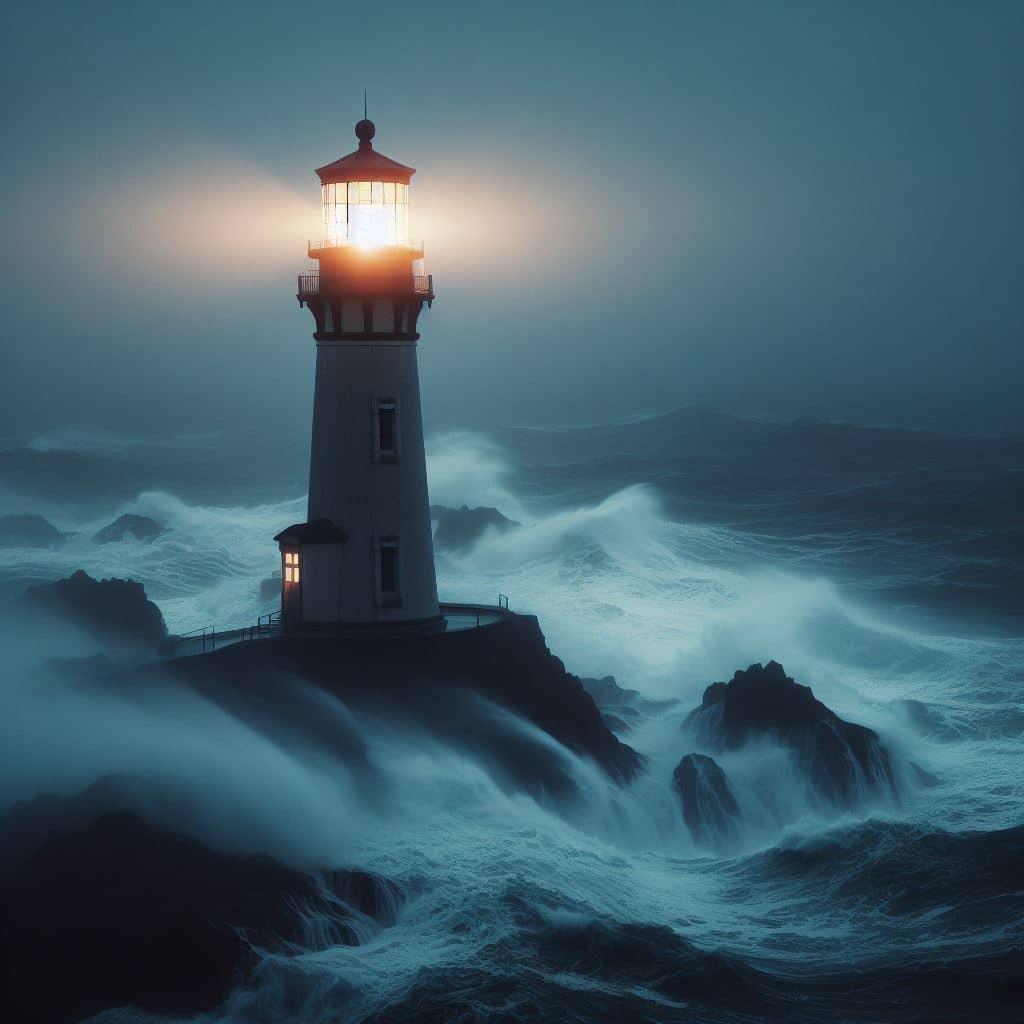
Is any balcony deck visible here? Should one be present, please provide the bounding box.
[297,271,433,302]
[308,238,424,259]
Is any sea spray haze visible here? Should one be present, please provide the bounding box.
[0,415,1022,1021]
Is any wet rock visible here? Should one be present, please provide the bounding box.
[167,614,643,790]
[601,711,632,735]
[0,512,68,548]
[430,504,519,551]
[92,513,164,544]
[0,807,402,1024]
[686,661,897,807]
[25,569,168,651]
[582,675,676,716]
[673,753,742,848]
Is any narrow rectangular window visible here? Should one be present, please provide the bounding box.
[283,549,300,584]
[375,398,399,463]
[378,536,400,606]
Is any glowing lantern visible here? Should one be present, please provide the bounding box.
[314,119,414,251]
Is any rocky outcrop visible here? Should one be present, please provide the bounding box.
[685,661,897,807]
[0,806,402,1024]
[25,569,167,651]
[582,674,676,716]
[673,753,742,848]
[260,572,281,601]
[0,513,68,548]
[92,513,164,544]
[431,504,519,551]
[166,615,642,793]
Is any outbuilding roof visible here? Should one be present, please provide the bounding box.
[273,519,349,545]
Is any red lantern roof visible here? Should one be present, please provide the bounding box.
[315,119,416,185]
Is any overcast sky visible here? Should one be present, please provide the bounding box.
[2,0,1022,442]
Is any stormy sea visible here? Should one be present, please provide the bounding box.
[1,408,1022,1023]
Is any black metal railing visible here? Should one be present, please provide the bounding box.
[296,272,433,299]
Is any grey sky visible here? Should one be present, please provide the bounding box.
[2,0,1021,441]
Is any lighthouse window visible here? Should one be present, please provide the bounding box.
[375,398,399,463]
[283,550,301,584]
[378,537,400,604]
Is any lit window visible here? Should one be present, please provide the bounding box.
[283,550,301,584]
[379,536,400,603]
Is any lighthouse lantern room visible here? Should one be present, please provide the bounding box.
[275,117,440,630]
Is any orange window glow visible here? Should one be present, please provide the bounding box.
[283,550,300,584]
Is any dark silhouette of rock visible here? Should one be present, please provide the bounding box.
[581,675,676,716]
[602,711,632,735]
[673,753,742,848]
[0,808,401,1024]
[92,513,164,544]
[260,572,281,600]
[0,513,68,548]
[582,674,641,705]
[165,615,642,792]
[686,661,897,806]
[598,712,630,737]
[25,569,167,651]
[430,504,519,551]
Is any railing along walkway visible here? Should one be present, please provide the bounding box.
[164,600,511,661]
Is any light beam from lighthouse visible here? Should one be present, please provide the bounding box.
[275,117,440,630]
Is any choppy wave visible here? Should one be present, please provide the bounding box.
[1,421,1022,1022]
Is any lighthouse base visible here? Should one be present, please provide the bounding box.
[279,612,446,636]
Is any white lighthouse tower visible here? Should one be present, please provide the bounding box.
[275,117,440,630]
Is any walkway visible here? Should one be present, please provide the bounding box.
[164,601,512,660]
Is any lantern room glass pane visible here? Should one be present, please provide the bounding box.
[384,182,395,204]
[371,181,384,203]
[358,181,372,204]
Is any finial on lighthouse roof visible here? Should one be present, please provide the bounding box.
[355,117,375,149]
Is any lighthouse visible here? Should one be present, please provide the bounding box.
[275,117,440,630]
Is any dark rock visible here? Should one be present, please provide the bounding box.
[672,753,741,848]
[581,674,675,716]
[686,661,897,806]
[166,615,642,791]
[92,513,164,544]
[0,808,401,1024]
[430,504,519,551]
[25,569,167,651]
[0,513,68,548]
[260,572,281,601]
[601,712,632,735]
[582,674,641,705]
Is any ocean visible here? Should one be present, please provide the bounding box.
[1,410,1021,1022]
